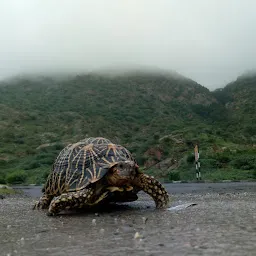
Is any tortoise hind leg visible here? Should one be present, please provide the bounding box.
[133,173,169,208]
[47,188,108,216]
[33,194,53,210]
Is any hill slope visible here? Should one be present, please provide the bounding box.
[0,71,255,184]
[214,72,256,139]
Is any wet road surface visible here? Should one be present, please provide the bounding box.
[1,182,256,256]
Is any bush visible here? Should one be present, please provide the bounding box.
[23,160,41,170]
[232,155,256,170]
[6,170,27,184]
[186,154,195,163]
[214,153,231,168]
[0,172,6,184]
[167,171,181,181]
[33,171,50,185]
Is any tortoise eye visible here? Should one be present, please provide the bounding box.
[119,164,123,169]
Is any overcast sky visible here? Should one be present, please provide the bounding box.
[1,0,256,89]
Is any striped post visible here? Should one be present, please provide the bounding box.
[194,145,201,180]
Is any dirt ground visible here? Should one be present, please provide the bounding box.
[0,182,256,256]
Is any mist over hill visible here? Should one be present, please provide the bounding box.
[0,70,255,184]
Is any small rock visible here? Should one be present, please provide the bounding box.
[92,219,96,225]
[134,232,143,239]
[100,228,105,234]
[142,217,148,224]
[0,195,5,199]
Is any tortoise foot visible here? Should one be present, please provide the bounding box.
[48,189,94,215]
[33,194,52,210]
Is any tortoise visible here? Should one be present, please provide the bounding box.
[34,137,169,215]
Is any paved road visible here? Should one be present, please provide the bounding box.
[1,183,256,256]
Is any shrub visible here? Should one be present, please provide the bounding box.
[232,155,256,170]
[214,153,231,165]
[0,172,6,184]
[34,171,49,185]
[186,154,195,163]
[167,171,181,181]
[6,170,27,184]
[153,134,160,141]
[23,160,41,170]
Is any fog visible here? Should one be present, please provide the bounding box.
[1,0,256,89]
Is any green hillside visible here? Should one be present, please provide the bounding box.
[0,71,255,184]
[214,72,256,139]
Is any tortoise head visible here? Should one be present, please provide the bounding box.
[106,160,139,186]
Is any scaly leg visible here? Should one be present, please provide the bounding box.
[47,188,108,216]
[133,173,169,208]
[33,194,53,210]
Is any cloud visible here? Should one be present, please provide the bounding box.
[1,0,256,89]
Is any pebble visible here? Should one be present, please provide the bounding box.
[92,219,96,225]
[142,217,148,224]
[134,232,142,239]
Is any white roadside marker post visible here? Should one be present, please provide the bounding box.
[194,144,201,181]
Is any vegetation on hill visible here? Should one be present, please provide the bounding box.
[0,71,255,184]
[214,72,256,139]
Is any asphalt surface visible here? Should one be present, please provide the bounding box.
[0,182,256,256]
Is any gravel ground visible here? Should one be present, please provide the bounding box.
[0,183,256,256]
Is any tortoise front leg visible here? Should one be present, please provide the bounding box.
[33,194,53,210]
[47,188,108,216]
[133,173,169,208]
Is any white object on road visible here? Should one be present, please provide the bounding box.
[167,203,197,212]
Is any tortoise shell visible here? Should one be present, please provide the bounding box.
[44,137,135,195]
